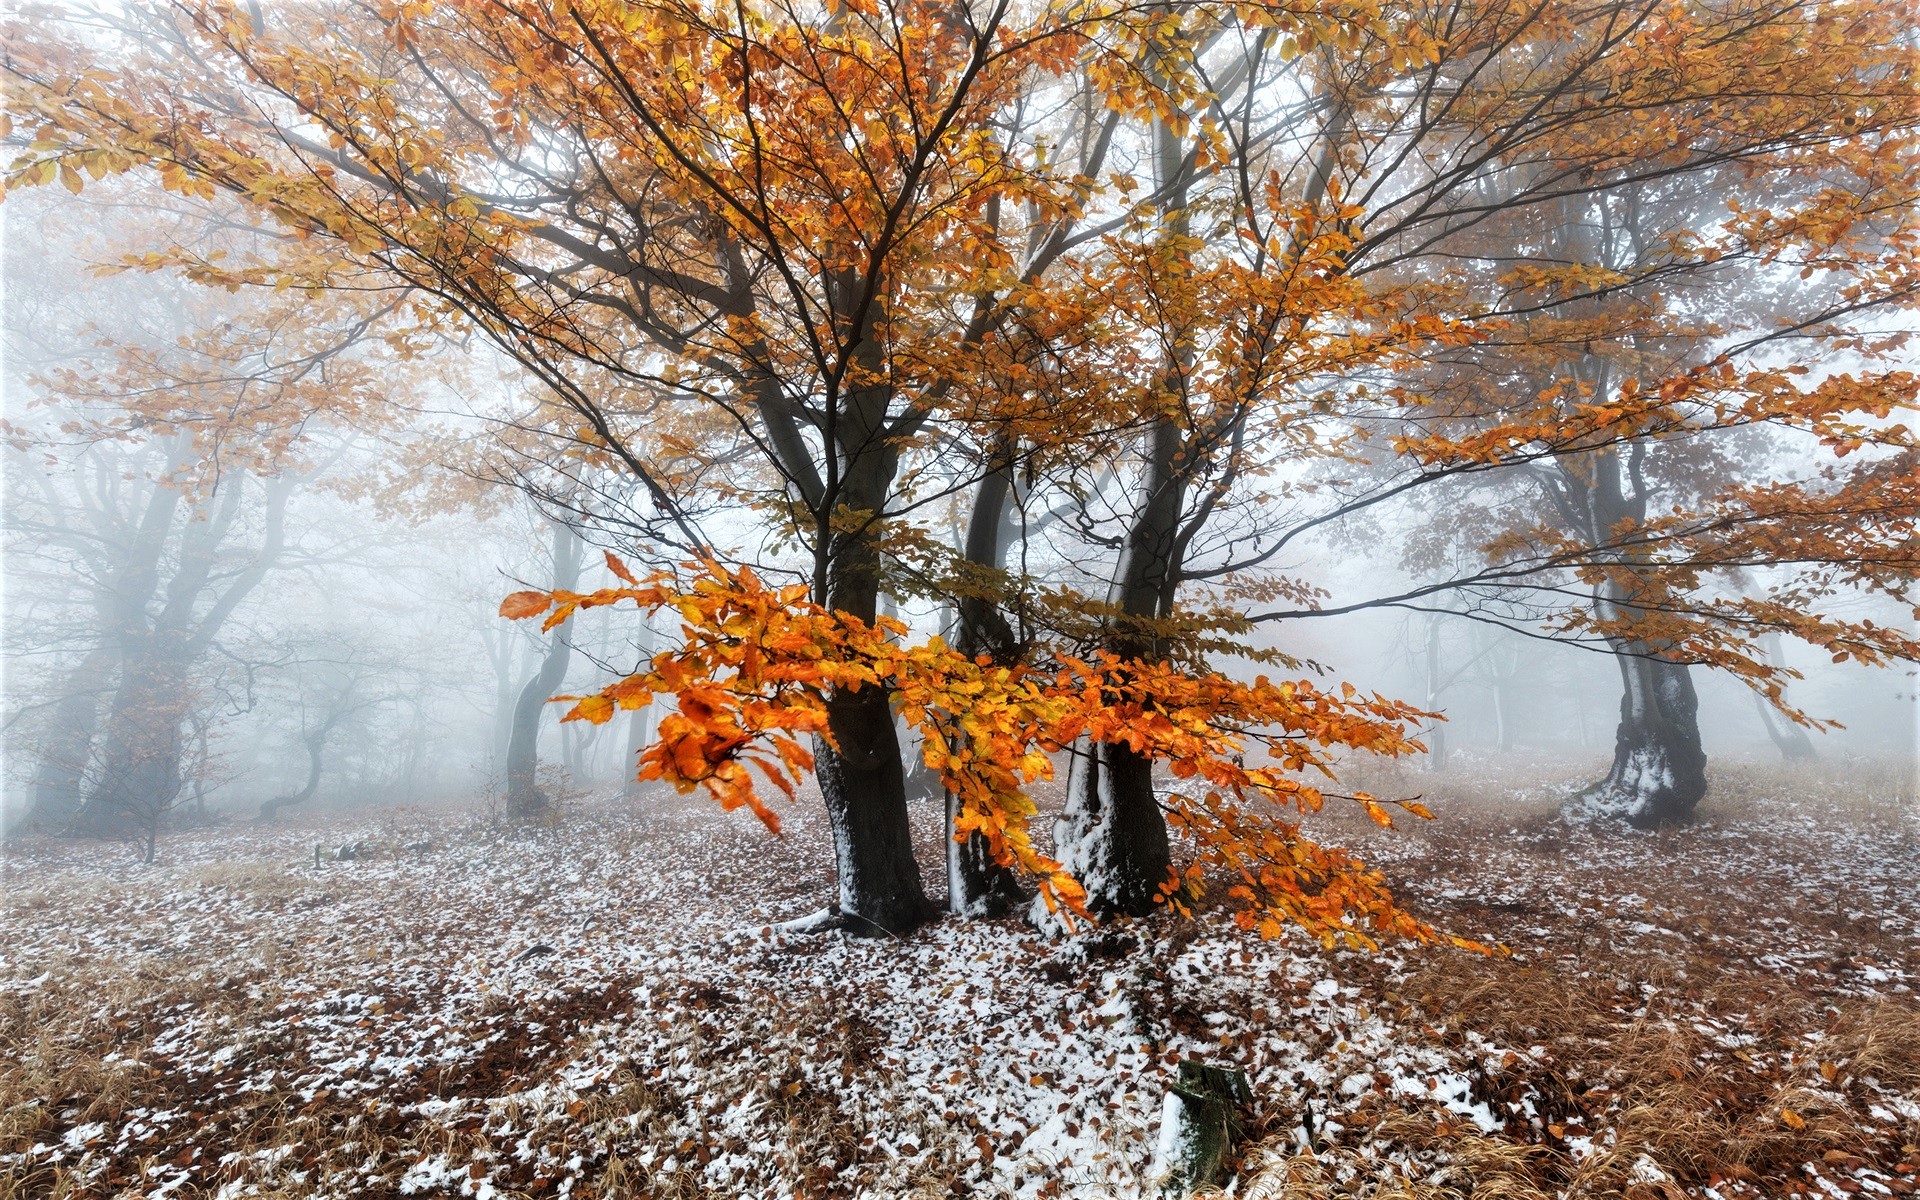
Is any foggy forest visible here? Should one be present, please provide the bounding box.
[0,0,1915,1197]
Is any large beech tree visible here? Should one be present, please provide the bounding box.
[6,0,1917,930]
[3,0,1224,933]
[986,0,1920,887]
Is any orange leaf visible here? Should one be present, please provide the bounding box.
[605,550,638,584]
[500,591,551,620]
[569,694,615,725]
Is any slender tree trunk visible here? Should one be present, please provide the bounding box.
[506,521,584,818]
[1581,649,1708,827]
[26,646,118,829]
[1492,675,1513,752]
[1423,616,1449,771]
[1754,694,1817,761]
[259,726,330,822]
[621,611,656,800]
[1753,633,1816,761]
[946,456,1028,917]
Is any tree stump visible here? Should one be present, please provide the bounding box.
[1151,1059,1253,1196]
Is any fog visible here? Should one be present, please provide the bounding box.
[2,3,1916,1195]
[2,174,1914,848]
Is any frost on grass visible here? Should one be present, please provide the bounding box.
[1,761,1916,1199]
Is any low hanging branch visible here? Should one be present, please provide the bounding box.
[501,553,1492,952]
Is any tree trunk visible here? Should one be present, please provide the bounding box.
[26,647,117,830]
[1054,740,1173,918]
[811,492,931,935]
[1049,415,1181,918]
[78,646,190,841]
[1492,675,1513,752]
[506,520,584,819]
[1754,693,1817,761]
[946,456,1028,917]
[1049,102,1190,920]
[817,683,931,934]
[1580,651,1707,827]
[1753,633,1816,761]
[1423,616,1449,771]
[620,611,657,799]
[259,726,329,822]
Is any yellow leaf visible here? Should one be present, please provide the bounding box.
[570,694,615,724]
[1780,1108,1806,1130]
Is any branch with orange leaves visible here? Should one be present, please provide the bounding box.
[501,554,1493,951]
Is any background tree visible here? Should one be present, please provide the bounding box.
[503,517,584,818]
[0,186,415,842]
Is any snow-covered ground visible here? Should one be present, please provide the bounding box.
[2,760,1915,1198]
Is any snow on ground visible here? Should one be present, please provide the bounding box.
[1,760,1916,1198]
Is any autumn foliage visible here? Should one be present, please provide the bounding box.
[501,554,1481,949]
[5,0,1918,930]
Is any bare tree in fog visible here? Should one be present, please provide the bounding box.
[503,518,584,820]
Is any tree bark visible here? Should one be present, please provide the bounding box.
[1050,414,1182,918]
[811,468,932,934]
[1580,650,1708,827]
[506,520,584,818]
[78,644,190,841]
[26,646,118,830]
[817,683,930,934]
[259,725,331,822]
[946,454,1029,917]
[1055,740,1174,918]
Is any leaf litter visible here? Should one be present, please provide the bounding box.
[0,758,1914,1198]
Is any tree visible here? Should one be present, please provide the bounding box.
[1002,0,1920,871]
[503,517,584,818]
[257,644,393,822]
[0,187,412,847]
[8,0,1917,925]
[4,0,1218,931]
[500,556,1475,948]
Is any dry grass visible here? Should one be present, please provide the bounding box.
[1,761,1913,1198]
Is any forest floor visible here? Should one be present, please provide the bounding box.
[1,756,1915,1200]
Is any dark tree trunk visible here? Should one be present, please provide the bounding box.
[506,521,583,819]
[810,479,932,935]
[1054,740,1173,918]
[26,647,117,830]
[259,725,330,822]
[78,646,190,841]
[1581,651,1707,827]
[1050,109,1191,920]
[945,455,1028,917]
[817,684,931,934]
[1050,415,1182,919]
